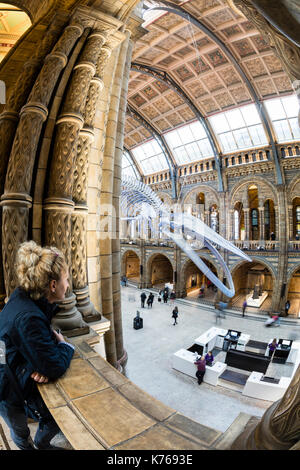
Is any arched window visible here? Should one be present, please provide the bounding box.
[234,210,239,240]
[296,206,300,236]
[251,208,259,240]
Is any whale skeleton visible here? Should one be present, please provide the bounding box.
[121,175,251,298]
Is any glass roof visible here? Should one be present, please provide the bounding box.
[264,95,300,143]
[125,99,300,177]
[164,121,213,165]
[131,139,169,175]
[122,151,140,179]
[209,104,268,153]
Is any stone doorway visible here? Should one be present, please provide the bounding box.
[231,261,273,313]
[286,267,300,318]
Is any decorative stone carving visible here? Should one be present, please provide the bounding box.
[45,29,111,333]
[1,21,84,295]
[232,364,300,449]
[70,43,113,322]
[230,0,300,81]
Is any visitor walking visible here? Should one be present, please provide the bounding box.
[170,291,176,305]
[163,291,168,304]
[242,299,247,317]
[0,241,74,450]
[140,292,147,308]
[194,356,206,385]
[147,293,154,308]
[172,306,178,325]
[285,300,290,316]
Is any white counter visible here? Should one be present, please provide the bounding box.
[236,333,250,351]
[265,338,300,363]
[242,372,291,401]
[172,348,227,386]
[194,327,227,353]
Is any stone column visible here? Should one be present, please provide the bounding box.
[244,208,250,246]
[1,21,84,297]
[44,26,113,336]
[229,209,235,241]
[72,44,112,323]
[288,205,293,240]
[258,206,265,245]
[113,32,131,368]
[231,364,300,450]
[99,39,123,367]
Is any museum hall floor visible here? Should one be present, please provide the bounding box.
[122,285,300,433]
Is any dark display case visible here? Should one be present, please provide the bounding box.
[225,349,270,374]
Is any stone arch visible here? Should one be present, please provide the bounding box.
[2,0,57,22]
[180,254,221,297]
[230,258,276,312]
[285,264,300,317]
[121,249,140,279]
[229,176,278,209]
[156,191,172,208]
[182,185,219,210]
[146,251,175,287]
[287,175,300,204]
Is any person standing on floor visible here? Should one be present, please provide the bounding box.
[172,306,178,325]
[163,291,168,304]
[170,291,176,305]
[194,356,206,385]
[147,293,154,308]
[242,299,247,317]
[140,292,147,308]
[285,300,290,316]
[0,241,74,450]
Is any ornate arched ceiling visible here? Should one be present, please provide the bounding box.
[0,3,31,62]
[124,0,293,151]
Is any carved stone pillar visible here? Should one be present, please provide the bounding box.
[231,364,300,450]
[229,209,235,241]
[244,208,250,244]
[113,32,131,368]
[72,44,112,322]
[44,27,112,336]
[258,206,265,244]
[1,21,84,297]
[288,205,293,240]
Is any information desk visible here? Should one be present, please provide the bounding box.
[172,349,227,386]
[265,338,296,362]
[242,371,291,401]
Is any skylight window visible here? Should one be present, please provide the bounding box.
[264,95,300,143]
[122,152,139,179]
[131,139,169,175]
[209,104,268,153]
[164,121,213,165]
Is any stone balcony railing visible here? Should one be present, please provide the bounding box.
[288,241,300,251]
[121,238,300,253]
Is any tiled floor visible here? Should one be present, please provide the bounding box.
[122,285,300,433]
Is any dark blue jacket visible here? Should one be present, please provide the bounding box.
[0,287,74,406]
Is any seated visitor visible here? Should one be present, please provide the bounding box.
[268,338,278,357]
[205,351,214,366]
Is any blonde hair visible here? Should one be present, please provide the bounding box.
[16,240,68,300]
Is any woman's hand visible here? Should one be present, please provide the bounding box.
[31,372,49,383]
[52,329,65,343]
